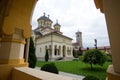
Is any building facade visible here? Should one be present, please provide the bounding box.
[32,13,73,61]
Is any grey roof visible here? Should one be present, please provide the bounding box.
[37,13,53,23]
[54,20,61,27]
[33,30,42,36]
[54,23,61,27]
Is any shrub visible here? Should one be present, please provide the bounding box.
[106,54,112,62]
[83,75,99,80]
[73,58,79,61]
[73,49,79,58]
[79,56,84,61]
[56,57,63,61]
[41,63,59,74]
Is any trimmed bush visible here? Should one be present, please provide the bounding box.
[41,63,59,74]
[83,75,99,80]
[45,49,49,62]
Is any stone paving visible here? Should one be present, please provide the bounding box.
[35,67,84,80]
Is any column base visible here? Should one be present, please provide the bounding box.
[0,63,28,80]
[107,65,120,80]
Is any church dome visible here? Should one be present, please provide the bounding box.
[54,22,61,26]
[53,20,61,31]
[37,13,53,23]
[53,20,61,27]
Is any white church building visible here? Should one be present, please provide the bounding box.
[32,13,73,61]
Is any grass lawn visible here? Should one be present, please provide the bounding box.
[36,60,111,80]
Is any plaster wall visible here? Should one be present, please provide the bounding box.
[103,0,120,73]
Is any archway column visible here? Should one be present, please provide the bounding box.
[102,0,120,79]
[0,0,36,79]
[65,46,68,57]
[51,44,54,58]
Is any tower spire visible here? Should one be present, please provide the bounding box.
[43,12,45,16]
[56,19,58,23]
[48,14,50,18]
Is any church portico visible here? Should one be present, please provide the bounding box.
[35,38,73,61]
[50,43,72,60]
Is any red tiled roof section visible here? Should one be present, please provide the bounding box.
[75,46,110,51]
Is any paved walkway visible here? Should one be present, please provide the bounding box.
[35,67,84,80]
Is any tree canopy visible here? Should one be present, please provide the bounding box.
[83,49,107,69]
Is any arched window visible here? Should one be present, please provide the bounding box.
[45,45,47,50]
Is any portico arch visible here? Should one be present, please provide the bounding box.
[0,0,37,79]
[63,45,66,57]
[1,0,120,80]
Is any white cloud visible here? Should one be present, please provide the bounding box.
[32,0,110,47]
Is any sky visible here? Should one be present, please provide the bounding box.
[31,0,110,48]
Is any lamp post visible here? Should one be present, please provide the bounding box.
[94,39,97,49]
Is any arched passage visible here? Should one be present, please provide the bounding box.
[62,45,66,57]
[0,0,37,79]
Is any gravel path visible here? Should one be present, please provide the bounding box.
[35,67,84,80]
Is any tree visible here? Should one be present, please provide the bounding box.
[73,48,78,58]
[28,37,37,68]
[45,49,49,62]
[78,47,83,56]
[83,49,106,69]
[87,47,89,50]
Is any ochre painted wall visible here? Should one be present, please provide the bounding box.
[1,0,36,38]
[0,0,36,80]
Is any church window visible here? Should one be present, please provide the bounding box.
[54,45,57,55]
[49,45,51,49]
[40,48,41,52]
[55,49,57,55]
[58,46,61,55]
[45,46,47,50]
[40,21,42,26]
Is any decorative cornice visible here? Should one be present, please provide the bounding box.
[94,0,104,13]
[1,0,36,38]
[0,38,26,44]
[0,59,25,64]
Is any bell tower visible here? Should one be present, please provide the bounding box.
[76,31,83,47]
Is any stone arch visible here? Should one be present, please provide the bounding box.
[59,45,61,55]
[63,45,66,57]
[54,45,57,55]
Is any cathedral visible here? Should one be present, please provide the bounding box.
[32,13,73,61]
